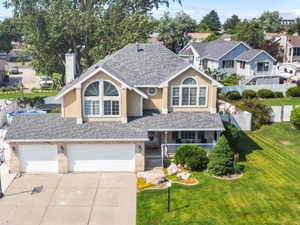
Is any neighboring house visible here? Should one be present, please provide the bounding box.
[179,40,276,77]
[280,19,295,26]
[187,33,211,43]
[5,43,224,174]
[285,36,300,63]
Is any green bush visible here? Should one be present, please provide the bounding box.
[286,87,300,97]
[236,98,272,129]
[226,91,241,100]
[175,145,209,171]
[257,89,275,98]
[291,106,300,130]
[207,136,235,176]
[220,74,240,86]
[274,91,284,98]
[242,89,256,99]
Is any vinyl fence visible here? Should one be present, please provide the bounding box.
[221,83,297,96]
[271,105,298,122]
[0,100,19,128]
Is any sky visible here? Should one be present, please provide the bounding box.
[1,0,300,22]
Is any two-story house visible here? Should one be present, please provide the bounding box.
[5,43,224,174]
[179,40,276,78]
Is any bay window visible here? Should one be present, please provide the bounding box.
[84,80,120,117]
[171,77,208,107]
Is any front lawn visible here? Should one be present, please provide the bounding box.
[0,92,58,99]
[261,97,300,106]
[137,123,300,225]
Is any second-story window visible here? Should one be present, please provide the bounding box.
[84,80,120,117]
[171,77,208,107]
[222,60,234,68]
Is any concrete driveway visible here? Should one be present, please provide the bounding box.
[0,173,136,225]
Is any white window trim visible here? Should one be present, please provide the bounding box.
[171,84,208,108]
[181,76,198,85]
[83,79,121,118]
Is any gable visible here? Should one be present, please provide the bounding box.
[220,43,250,61]
[169,67,212,86]
[250,51,276,64]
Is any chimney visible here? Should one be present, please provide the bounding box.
[65,51,76,84]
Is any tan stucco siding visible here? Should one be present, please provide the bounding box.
[127,90,141,117]
[63,89,81,118]
[168,68,215,112]
[141,88,163,111]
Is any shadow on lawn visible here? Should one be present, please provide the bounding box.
[234,131,263,161]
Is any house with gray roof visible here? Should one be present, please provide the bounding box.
[5,43,224,174]
[179,40,276,78]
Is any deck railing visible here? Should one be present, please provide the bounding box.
[161,143,216,158]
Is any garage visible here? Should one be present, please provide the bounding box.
[67,144,135,172]
[18,145,58,173]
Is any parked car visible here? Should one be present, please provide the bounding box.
[0,52,7,60]
[39,76,54,87]
[9,66,19,75]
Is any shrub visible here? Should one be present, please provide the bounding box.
[274,91,284,98]
[236,98,272,129]
[286,87,300,97]
[291,106,300,130]
[226,91,241,100]
[175,145,209,171]
[220,74,240,86]
[242,89,256,99]
[257,89,274,98]
[207,136,235,176]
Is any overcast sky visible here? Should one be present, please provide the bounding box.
[1,0,300,22]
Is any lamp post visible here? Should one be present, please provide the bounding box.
[167,181,172,212]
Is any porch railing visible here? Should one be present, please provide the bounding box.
[161,143,216,158]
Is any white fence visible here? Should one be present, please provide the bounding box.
[271,105,297,122]
[0,100,19,128]
[222,83,297,96]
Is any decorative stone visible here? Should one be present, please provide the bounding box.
[167,163,179,175]
[177,172,191,180]
[138,171,165,184]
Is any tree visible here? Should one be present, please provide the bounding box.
[208,136,235,176]
[259,39,282,61]
[0,18,22,53]
[286,18,300,35]
[223,15,240,33]
[157,12,198,52]
[257,11,283,32]
[291,106,300,130]
[202,33,219,42]
[200,10,221,33]
[232,20,265,48]
[5,0,180,78]
[199,23,211,33]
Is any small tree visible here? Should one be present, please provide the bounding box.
[208,136,235,176]
[291,106,300,130]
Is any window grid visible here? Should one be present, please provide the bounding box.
[172,86,207,107]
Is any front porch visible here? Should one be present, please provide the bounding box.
[145,130,221,170]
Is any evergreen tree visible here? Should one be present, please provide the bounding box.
[200,10,221,33]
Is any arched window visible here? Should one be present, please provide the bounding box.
[182,77,197,85]
[84,80,120,116]
[171,76,208,107]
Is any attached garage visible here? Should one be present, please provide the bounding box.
[67,144,135,172]
[18,145,58,173]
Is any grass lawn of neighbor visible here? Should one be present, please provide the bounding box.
[261,97,300,106]
[0,92,58,99]
[137,123,300,225]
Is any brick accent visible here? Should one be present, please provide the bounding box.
[9,145,20,174]
[135,143,145,172]
[58,144,68,174]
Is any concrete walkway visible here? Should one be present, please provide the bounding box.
[0,173,136,225]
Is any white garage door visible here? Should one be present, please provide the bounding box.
[19,145,58,173]
[67,144,135,172]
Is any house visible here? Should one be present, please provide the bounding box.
[280,19,296,26]
[187,33,211,43]
[5,43,224,174]
[179,40,276,77]
[284,36,300,63]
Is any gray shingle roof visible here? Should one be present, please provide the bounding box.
[5,114,148,141]
[5,112,225,142]
[235,49,264,62]
[58,43,190,96]
[181,40,248,60]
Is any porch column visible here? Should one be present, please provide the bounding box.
[121,86,128,123]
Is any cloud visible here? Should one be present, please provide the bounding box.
[280,9,300,19]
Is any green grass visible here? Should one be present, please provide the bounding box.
[137,123,300,225]
[261,97,300,106]
[0,92,58,99]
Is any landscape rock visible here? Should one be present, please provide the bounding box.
[177,172,191,180]
[138,171,165,184]
[167,163,180,175]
